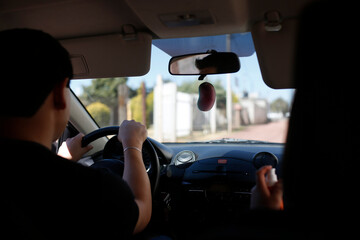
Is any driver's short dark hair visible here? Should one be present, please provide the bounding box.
[0,28,73,117]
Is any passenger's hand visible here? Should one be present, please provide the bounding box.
[250,165,283,210]
[117,120,147,149]
[58,133,93,162]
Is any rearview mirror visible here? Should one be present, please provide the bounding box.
[169,52,240,75]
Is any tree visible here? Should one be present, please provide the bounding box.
[270,97,289,115]
[129,90,143,124]
[177,79,237,108]
[177,80,201,94]
[80,77,130,125]
[146,91,154,127]
[129,85,154,128]
[81,77,127,106]
[86,102,111,127]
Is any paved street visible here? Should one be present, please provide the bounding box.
[226,118,289,143]
[183,118,289,143]
[151,118,290,143]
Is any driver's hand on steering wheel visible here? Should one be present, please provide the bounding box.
[58,133,94,162]
[117,120,152,234]
[117,120,148,149]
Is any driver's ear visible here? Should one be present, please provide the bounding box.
[53,78,69,110]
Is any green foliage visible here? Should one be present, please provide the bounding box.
[129,85,154,128]
[80,77,132,125]
[86,102,111,127]
[270,97,289,115]
[213,80,226,108]
[146,91,154,126]
[232,92,239,103]
[80,77,128,108]
[177,80,201,94]
[177,79,238,108]
[130,94,142,123]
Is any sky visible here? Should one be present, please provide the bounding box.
[71,45,295,105]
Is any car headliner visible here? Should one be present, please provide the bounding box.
[0,0,319,88]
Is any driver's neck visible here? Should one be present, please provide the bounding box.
[0,115,54,150]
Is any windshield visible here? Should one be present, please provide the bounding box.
[70,33,294,143]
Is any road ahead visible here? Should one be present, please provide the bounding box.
[163,118,290,143]
[227,119,289,143]
[188,118,289,143]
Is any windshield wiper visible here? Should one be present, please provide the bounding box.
[188,138,274,144]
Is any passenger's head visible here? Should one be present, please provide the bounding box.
[282,0,356,225]
[0,28,73,117]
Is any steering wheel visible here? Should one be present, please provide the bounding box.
[81,126,160,195]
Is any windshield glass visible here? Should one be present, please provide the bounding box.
[70,33,294,143]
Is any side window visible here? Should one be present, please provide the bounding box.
[52,123,79,153]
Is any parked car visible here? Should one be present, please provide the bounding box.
[1,0,323,239]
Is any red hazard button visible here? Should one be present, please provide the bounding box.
[217,159,227,164]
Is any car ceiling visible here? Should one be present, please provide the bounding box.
[0,0,319,88]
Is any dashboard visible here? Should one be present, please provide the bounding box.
[148,138,284,227]
[151,139,283,180]
[87,135,285,236]
[90,135,283,204]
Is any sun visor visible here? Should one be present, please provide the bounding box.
[61,32,152,79]
[251,19,298,89]
[153,33,255,57]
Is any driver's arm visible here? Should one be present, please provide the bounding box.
[117,120,152,234]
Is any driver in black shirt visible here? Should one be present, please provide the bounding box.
[0,28,151,239]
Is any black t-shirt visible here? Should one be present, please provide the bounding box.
[1,139,139,239]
